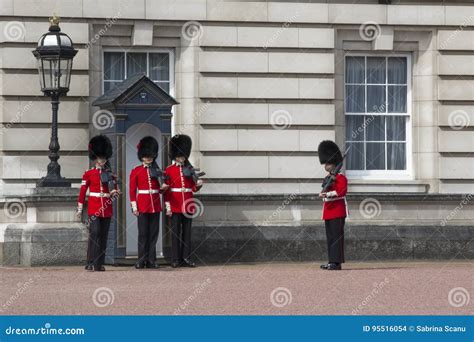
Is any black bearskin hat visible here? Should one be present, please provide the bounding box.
[137,136,158,161]
[88,135,112,160]
[318,140,343,165]
[170,134,192,160]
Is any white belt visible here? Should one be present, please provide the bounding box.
[138,189,160,194]
[170,188,192,193]
[89,192,110,198]
[323,196,345,202]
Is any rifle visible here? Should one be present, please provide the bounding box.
[321,146,351,193]
[149,161,169,184]
[100,161,119,196]
[182,161,206,183]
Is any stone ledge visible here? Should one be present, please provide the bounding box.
[196,193,473,202]
[1,223,88,266]
[192,224,474,264]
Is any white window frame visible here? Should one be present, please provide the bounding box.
[101,48,175,98]
[344,53,413,181]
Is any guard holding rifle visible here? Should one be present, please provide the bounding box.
[77,135,120,272]
[318,140,348,271]
[164,134,204,268]
[129,136,169,269]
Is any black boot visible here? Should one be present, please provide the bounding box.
[135,263,145,269]
[326,263,341,271]
[181,259,196,268]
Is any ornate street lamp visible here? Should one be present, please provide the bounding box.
[32,15,77,187]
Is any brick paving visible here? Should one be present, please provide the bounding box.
[0,261,472,315]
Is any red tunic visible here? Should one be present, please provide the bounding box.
[322,173,348,220]
[129,165,163,214]
[163,163,201,214]
[77,167,117,218]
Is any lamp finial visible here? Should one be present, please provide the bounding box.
[49,14,60,27]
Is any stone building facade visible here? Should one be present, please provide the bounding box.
[0,0,472,265]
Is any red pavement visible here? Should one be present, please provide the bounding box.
[0,262,472,315]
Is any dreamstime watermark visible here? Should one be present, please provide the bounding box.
[439,15,474,50]
[85,13,122,49]
[440,193,473,226]
[181,21,203,42]
[3,21,26,41]
[359,21,381,42]
[270,287,292,308]
[448,110,470,130]
[92,287,115,308]
[0,276,40,313]
[350,114,375,140]
[270,109,292,130]
[261,192,298,226]
[359,198,382,219]
[182,198,205,219]
[84,191,120,227]
[352,277,390,315]
[173,278,212,314]
[448,287,470,308]
[92,109,115,131]
[3,199,27,219]
[263,13,299,49]
[1,101,34,134]
[4,322,85,336]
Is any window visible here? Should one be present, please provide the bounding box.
[103,51,172,93]
[344,55,411,177]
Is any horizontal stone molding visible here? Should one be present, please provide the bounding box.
[199,51,334,74]
[199,76,334,99]
[199,128,334,152]
[0,46,89,70]
[0,2,473,27]
[0,73,89,97]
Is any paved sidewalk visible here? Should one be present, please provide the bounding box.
[0,262,472,315]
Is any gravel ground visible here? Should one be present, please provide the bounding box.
[0,261,472,315]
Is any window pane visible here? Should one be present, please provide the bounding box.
[104,52,124,80]
[366,116,385,141]
[387,116,406,141]
[345,85,365,113]
[367,85,386,113]
[367,57,386,84]
[346,142,364,170]
[127,53,147,78]
[388,57,407,84]
[388,85,407,113]
[150,53,170,82]
[366,143,385,170]
[104,81,121,93]
[387,143,406,170]
[155,81,169,93]
[346,115,365,142]
[345,56,365,83]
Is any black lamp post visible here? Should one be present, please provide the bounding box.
[32,16,77,187]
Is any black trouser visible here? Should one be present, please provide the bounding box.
[88,216,111,268]
[170,213,193,263]
[324,217,345,264]
[137,212,160,265]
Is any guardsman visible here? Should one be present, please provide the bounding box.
[318,140,348,271]
[129,136,169,269]
[164,134,204,268]
[77,135,120,272]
